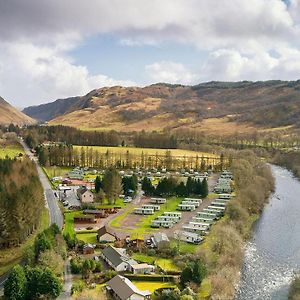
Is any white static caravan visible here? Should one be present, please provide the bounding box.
[192,217,214,224]
[184,198,202,205]
[156,215,178,223]
[177,204,196,211]
[142,204,160,211]
[188,221,211,229]
[203,208,223,216]
[174,230,203,244]
[197,212,218,220]
[207,205,226,212]
[150,198,167,204]
[182,225,209,235]
[151,219,173,228]
[211,201,226,207]
[218,193,231,200]
[163,212,182,219]
[181,200,200,208]
[215,199,229,206]
[134,208,154,215]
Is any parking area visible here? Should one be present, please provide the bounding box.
[55,186,81,208]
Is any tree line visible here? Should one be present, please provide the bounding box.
[37,145,225,171]
[0,158,44,248]
[142,176,208,198]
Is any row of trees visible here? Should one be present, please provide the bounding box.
[0,158,44,248]
[4,224,65,299]
[37,145,224,171]
[142,176,208,198]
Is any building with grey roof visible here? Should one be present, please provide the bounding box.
[106,275,151,300]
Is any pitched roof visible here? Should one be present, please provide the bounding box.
[97,225,117,238]
[107,275,151,300]
[102,246,126,267]
[153,232,169,244]
[102,246,138,268]
[77,186,89,195]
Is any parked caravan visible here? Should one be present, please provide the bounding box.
[142,204,160,211]
[134,208,154,215]
[177,204,196,211]
[174,230,203,244]
[182,225,209,235]
[150,198,167,204]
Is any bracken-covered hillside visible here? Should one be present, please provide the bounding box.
[23,80,300,134]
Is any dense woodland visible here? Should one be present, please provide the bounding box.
[18,125,179,149]
[0,158,44,248]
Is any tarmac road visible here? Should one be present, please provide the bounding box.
[20,139,63,229]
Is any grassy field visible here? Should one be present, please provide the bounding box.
[44,166,72,178]
[132,253,180,272]
[132,281,176,293]
[0,209,49,276]
[74,145,217,158]
[0,143,24,159]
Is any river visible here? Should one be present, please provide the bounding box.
[236,165,300,300]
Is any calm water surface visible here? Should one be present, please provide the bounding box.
[236,165,300,300]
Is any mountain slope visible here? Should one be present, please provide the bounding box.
[0,97,35,125]
[23,81,300,134]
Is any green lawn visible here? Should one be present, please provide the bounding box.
[0,143,24,159]
[44,166,72,178]
[0,209,49,276]
[76,232,98,244]
[132,254,180,272]
[63,211,82,237]
[170,239,199,254]
[96,198,126,209]
[132,281,176,293]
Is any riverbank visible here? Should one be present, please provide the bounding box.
[198,150,274,299]
[236,165,300,299]
[289,276,300,300]
[272,151,300,178]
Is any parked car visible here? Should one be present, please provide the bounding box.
[63,201,69,207]
[124,196,132,203]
